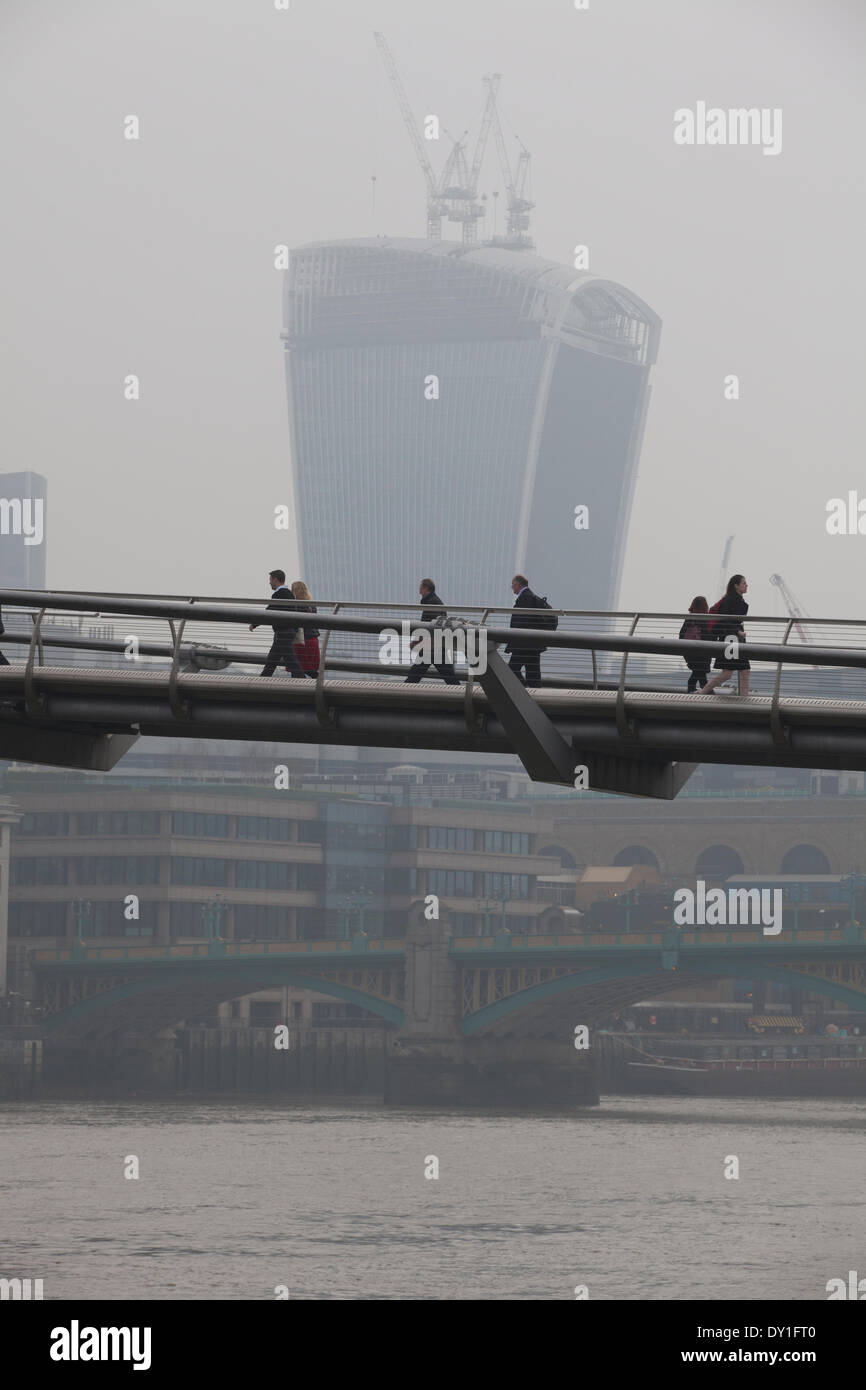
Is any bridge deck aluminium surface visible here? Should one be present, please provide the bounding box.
[5,664,866,718]
[3,667,866,783]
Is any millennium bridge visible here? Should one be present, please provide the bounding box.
[1,588,865,799]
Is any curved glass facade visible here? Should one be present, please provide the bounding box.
[283,239,659,610]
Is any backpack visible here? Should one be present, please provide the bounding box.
[706,598,724,636]
[681,621,701,642]
[535,596,559,632]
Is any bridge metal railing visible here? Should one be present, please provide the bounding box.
[30,921,866,966]
[0,588,864,707]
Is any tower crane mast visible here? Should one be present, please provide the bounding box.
[374,31,441,239]
[374,34,499,245]
[488,84,534,247]
[769,573,813,648]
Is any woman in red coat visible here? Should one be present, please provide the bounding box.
[290,580,319,677]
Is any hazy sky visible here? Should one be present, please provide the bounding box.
[2,0,864,617]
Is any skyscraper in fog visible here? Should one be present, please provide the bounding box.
[0,471,47,589]
[283,238,659,608]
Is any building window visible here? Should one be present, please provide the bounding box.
[249,1001,283,1025]
[87,900,157,937]
[386,868,419,894]
[388,825,419,850]
[236,815,294,842]
[10,857,68,886]
[449,912,480,933]
[429,826,475,852]
[483,873,529,899]
[694,845,744,880]
[169,902,214,938]
[171,858,227,887]
[428,869,476,896]
[77,811,160,836]
[13,812,70,837]
[171,811,229,839]
[614,845,660,871]
[8,902,68,936]
[235,860,290,891]
[325,866,383,894]
[482,831,530,854]
[298,863,325,891]
[77,857,160,885]
[780,845,832,875]
[234,905,291,941]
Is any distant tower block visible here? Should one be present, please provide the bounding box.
[0,471,47,589]
[282,239,659,608]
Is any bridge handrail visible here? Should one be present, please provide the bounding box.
[1,590,865,669]
[11,586,866,631]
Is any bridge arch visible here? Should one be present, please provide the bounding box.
[780,843,833,875]
[462,958,866,1036]
[538,845,579,870]
[694,844,745,880]
[39,963,404,1040]
[612,844,662,871]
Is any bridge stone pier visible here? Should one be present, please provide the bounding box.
[384,903,598,1108]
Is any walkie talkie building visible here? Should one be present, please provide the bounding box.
[282,238,659,609]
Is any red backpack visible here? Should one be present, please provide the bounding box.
[706,598,724,636]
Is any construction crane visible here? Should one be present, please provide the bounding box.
[374,31,441,240]
[716,534,735,601]
[488,81,534,248]
[373,34,497,244]
[769,573,816,654]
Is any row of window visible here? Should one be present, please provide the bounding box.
[9,856,534,898]
[12,812,533,856]
[427,871,530,899]
[11,857,297,887]
[8,900,545,941]
[390,828,532,854]
[13,811,297,842]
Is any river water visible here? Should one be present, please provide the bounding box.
[2,1095,864,1301]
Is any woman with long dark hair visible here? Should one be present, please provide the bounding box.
[701,574,750,696]
[290,580,320,678]
[679,595,710,692]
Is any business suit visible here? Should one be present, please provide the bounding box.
[253,586,304,677]
[404,590,460,685]
[506,586,543,686]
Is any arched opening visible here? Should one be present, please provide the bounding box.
[614,845,660,871]
[694,844,744,880]
[781,844,831,875]
[538,845,578,870]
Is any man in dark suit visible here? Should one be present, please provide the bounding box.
[505,573,543,686]
[249,569,304,677]
[404,578,460,684]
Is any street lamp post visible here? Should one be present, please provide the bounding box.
[482,897,494,937]
[72,898,92,949]
[337,896,352,942]
[499,883,511,934]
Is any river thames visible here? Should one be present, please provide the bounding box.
[2,1095,864,1301]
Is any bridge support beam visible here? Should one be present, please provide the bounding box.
[573,752,698,799]
[385,904,597,1107]
[476,647,575,784]
[0,721,138,771]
